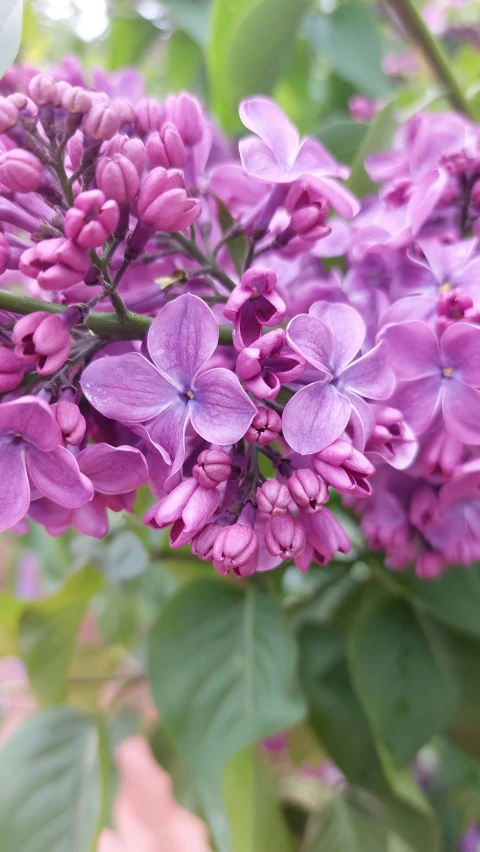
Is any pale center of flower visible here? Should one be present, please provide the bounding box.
[442,366,454,378]
[251,287,259,299]
[186,390,195,399]
[439,281,452,293]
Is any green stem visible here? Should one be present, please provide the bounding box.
[386,0,475,118]
[0,289,234,343]
[170,232,237,292]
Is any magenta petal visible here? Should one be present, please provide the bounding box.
[78,443,148,494]
[407,169,448,235]
[0,396,60,450]
[341,341,396,399]
[440,323,480,388]
[239,96,299,166]
[0,438,30,531]
[306,175,360,218]
[26,445,94,508]
[381,321,440,380]
[442,381,480,444]
[82,353,176,423]
[73,495,109,538]
[346,391,376,449]
[309,302,365,373]
[147,399,189,477]
[287,314,333,375]
[28,497,74,536]
[392,376,441,435]
[293,138,349,179]
[238,137,293,183]
[191,367,256,444]
[282,382,351,455]
[147,293,219,389]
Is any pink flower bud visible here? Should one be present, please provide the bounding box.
[144,477,219,548]
[409,485,437,534]
[135,97,165,135]
[0,347,23,392]
[256,480,290,516]
[245,406,281,446]
[288,469,328,513]
[82,102,120,141]
[0,96,19,133]
[0,150,43,193]
[27,74,59,106]
[95,154,140,203]
[315,439,352,465]
[12,311,70,375]
[61,85,92,115]
[213,521,259,576]
[192,449,232,488]
[289,203,330,241]
[137,167,200,232]
[64,189,120,248]
[19,237,90,291]
[52,400,86,445]
[264,514,306,560]
[415,551,445,579]
[0,232,9,274]
[313,441,375,498]
[422,429,462,480]
[104,135,146,176]
[146,123,186,169]
[191,521,226,560]
[114,99,135,126]
[166,92,204,146]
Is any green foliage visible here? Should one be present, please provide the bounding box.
[0,707,113,852]
[347,103,397,197]
[108,7,158,70]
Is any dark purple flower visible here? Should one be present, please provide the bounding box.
[224,267,286,350]
[236,328,306,398]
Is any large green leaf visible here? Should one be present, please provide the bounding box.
[348,591,458,766]
[162,0,212,47]
[304,791,388,852]
[208,0,311,131]
[18,566,103,705]
[0,707,112,852]
[147,580,305,784]
[346,103,396,197]
[317,120,368,167]
[441,629,480,760]
[307,2,389,99]
[108,7,158,69]
[0,0,23,78]
[222,746,294,852]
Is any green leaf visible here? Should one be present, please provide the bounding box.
[162,0,212,48]
[215,195,248,276]
[441,629,480,760]
[165,30,204,93]
[108,8,158,70]
[18,566,103,705]
[304,790,388,852]
[0,0,23,78]
[208,0,311,132]
[0,707,112,852]
[147,580,305,785]
[222,745,294,852]
[0,594,25,655]
[308,2,389,99]
[317,119,368,166]
[348,591,458,766]
[102,530,148,582]
[346,103,396,197]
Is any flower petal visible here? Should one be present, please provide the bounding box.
[0,396,60,450]
[442,381,480,445]
[147,399,189,477]
[238,137,294,183]
[147,293,218,389]
[239,96,299,167]
[0,438,30,531]
[282,382,351,455]
[78,443,149,494]
[381,321,440,380]
[306,175,360,218]
[440,322,480,388]
[81,353,176,423]
[191,367,256,444]
[293,138,350,179]
[341,340,396,399]
[73,495,109,539]
[309,301,365,373]
[392,376,441,435]
[28,498,74,537]
[26,445,94,508]
[286,313,333,374]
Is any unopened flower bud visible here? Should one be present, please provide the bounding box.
[245,406,281,446]
[0,232,9,274]
[264,514,305,560]
[144,477,219,548]
[12,311,70,375]
[27,74,59,106]
[0,150,43,193]
[95,154,139,203]
[191,521,226,561]
[313,439,375,498]
[192,449,232,488]
[52,400,86,445]
[82,102,120,140]
[64,189,120,249]
[0,96,18,133]
[19,237,90,291]
[212,508,258,576]
[61,85,92,115]
[135,97,164,135]
[166,92,204,146]
[146,123,186,169]
[137,166,201,232]
[256,479,290,516]
[104,135,146,176]
[422,429,462,480]
[0,347,23,392]
[289,202,330,242]
[288,469,328,513]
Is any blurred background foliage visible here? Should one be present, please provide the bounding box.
[2,1,480,851]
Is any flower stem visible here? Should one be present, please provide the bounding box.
[169,232,237,292]
[386,0,475,118]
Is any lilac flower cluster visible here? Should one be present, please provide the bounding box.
[1,60,480,579]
